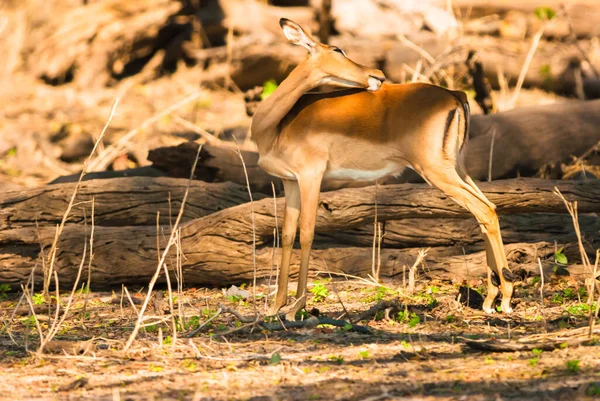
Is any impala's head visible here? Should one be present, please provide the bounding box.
[280,18,385,92]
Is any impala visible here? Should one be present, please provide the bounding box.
[251,18,515,316]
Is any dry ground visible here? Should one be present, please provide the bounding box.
[1,273,599,401]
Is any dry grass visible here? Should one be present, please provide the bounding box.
[2,276,600,400]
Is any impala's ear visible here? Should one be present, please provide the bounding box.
[280,18,317,52]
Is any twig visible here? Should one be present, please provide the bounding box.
[217,304,370,334]
[172,116,224,146]
[88,92,202,171]
[408,249,429,293]
[321,260,351,322]
[123,143,203,352]
[509,11,563,108]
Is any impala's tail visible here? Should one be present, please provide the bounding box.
[441,90,470,164]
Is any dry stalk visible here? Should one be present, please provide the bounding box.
[172,115,224,146]
[39,242,88,354]
[408,249,429,294]
[88,91,202,172]
[123,286,140,318]
[233,136,258,315]
[554,188,599,338]
[554,188,597,302]
[43,98,119,298]
[175,227,185,329]
[122,143,203,352]
[537,257,548,332]
[510,12,563,108]
[321,260,351,322]
[21,285,44,340]
[81,197,95,317]
[371,182,379,282]
[162,263,177,347]
[266,182,280,314]
[487,129,497,182]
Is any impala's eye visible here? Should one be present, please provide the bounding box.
[332,47,346,57]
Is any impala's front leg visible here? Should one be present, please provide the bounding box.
[289,172,324,318]
[274,179,301,312]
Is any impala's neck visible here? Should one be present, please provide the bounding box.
[251,65,315,152]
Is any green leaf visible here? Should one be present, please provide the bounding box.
[261,79,279,100]
[554,248,568,265]
[566,359,580,373]
[270,352,281,365]
[534,7,556,21]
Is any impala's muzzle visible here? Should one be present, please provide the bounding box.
[367,72,385,91]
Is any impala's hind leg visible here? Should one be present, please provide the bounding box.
[418,166,514,313]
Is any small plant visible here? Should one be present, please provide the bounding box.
[554,247,568,266]
[295,310,311,320]
[397,311,421,328]
[309,283,329,303]
[534,6,557,21]
[22,315,36,329]
[149,364,163,373]
[227,294,244,303]
[446,315,455,323]
[484,356,494,365]
[0,283,11,300]
[427,285,440,294]
[182,360,197,372]
[586,383,600,396]
[163,336,172,346]
[551,293,564,304]
[531,276,541,286]
[358,351,370,359]
[327,355,344,365]
[566,303,596,316]
[32,293,45,305]
[529,349,542,367]
[185,315,201,331]
[566,359,580,374]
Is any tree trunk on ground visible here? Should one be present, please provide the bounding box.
[0,177,265,230]
[1,178,598,288]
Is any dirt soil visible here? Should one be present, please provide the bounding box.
[1,274,599,401]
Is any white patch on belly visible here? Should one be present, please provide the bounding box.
[324,164,403,181]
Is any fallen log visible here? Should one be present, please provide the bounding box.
[1,179,598,288]
[314,214,600,249]
[3,178,597,248]
[0,177,266,230]
[149,100,600,186]
[454,0,600,39]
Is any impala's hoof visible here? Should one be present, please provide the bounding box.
[501,298,514,314]
[482,306,496,314]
